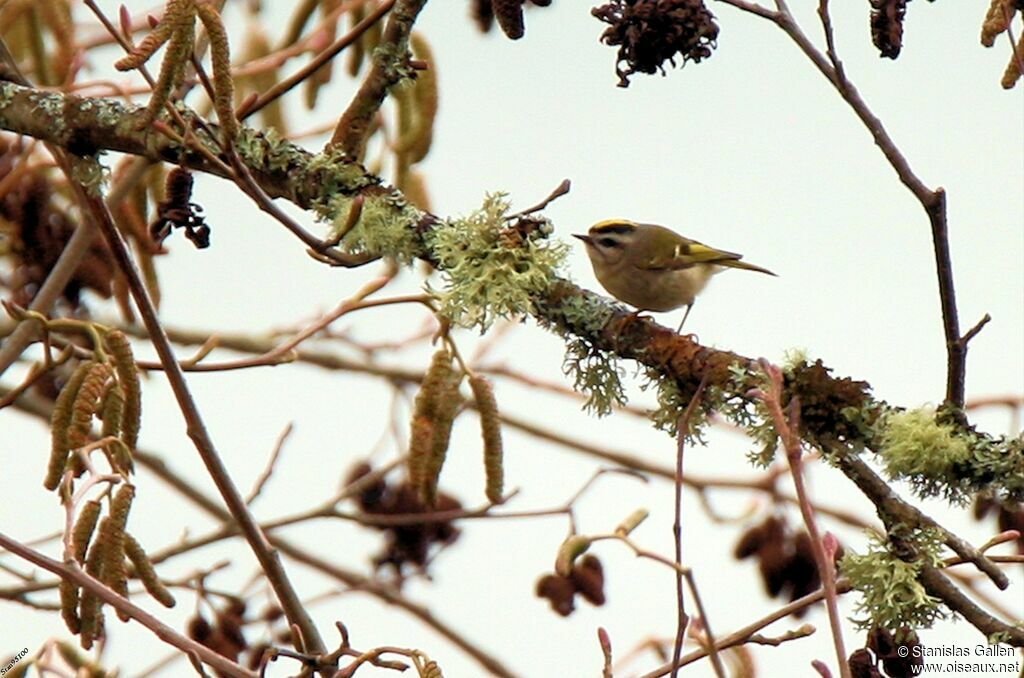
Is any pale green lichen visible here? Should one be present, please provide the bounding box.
[840,528,947,631]
[93,99,123,128]
[235,126,305,173]
[304,148,377,202]
[0,82,14,109]
[563,338,626,417]
[878,408,1024,504]
[69,156,109,197]
[327,191,421,263]
[639,370,717,441]
[427,193,569,331]
[538,289,615,338]
[781,347,811,376]
[716,362,780,466]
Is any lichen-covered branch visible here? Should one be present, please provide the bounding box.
[329,0,429,157]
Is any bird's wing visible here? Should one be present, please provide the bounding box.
[637,239,742,271]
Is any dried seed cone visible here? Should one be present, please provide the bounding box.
[1002,34,1023,88]
[46,361,94,490]
[105,331,142,451]
[492,0,525,39]
[124,532,176,607]
[469,375,504,503]
[982,0,1016,46]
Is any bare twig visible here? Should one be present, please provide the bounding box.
[67,174,327,654]
[722,0,970,409]
[671,373,720,678]
[238,0,397,120]
[246,422,295,504]
[506,179,572,219]
[751,360,849,678]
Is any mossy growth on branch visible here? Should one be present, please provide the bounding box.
[427,193,569,331]
[326,190,423,264]
[639,369,720,442]
[840,527,946,631]
[716,361,780,467]
[563,338,626,417]
[877,407,1024,505]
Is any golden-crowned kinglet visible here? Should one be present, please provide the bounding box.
[574,219,776,329]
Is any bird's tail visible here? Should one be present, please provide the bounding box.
[719,258,777,276]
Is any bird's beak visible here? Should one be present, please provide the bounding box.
[572,234,592,245]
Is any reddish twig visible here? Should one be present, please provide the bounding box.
[750,359,849,678]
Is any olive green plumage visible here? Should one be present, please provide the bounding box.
[574,219,775,328]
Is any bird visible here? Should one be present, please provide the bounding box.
[574,219,776,331]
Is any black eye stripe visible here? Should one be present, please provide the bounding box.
[597,237,621,248]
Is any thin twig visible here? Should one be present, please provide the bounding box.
[67,172,327,654]
[238,0,397,120]
[506,179,572,219]
[752,360,849,678]
[245,422,295,504]
[671,373,720,678]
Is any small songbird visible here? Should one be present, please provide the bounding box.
[574,219,776,330]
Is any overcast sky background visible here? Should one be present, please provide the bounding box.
[1,1,1022,676]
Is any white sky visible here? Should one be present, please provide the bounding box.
[1,1,1022,677]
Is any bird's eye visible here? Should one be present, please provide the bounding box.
[598,237,619,248]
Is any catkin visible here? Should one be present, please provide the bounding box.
[100,484,135,620]
[419,353,462,507]
[72,500,102,564]
[105,331,142,451]
[99,383,134,475]
[124,532,176,607]
[56,641,89,670]
[79,534,107,649]
[141,3,195,127]
[196,2,237,141]
[409,349,454,495]
[401,169,432,212]
[114,21,174,70]
[46,361,93,490]
[346,4,367,76]
[408,33,438,163]
[67,362,113,452]
[59,578,81,634]
[469,375,504,503]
